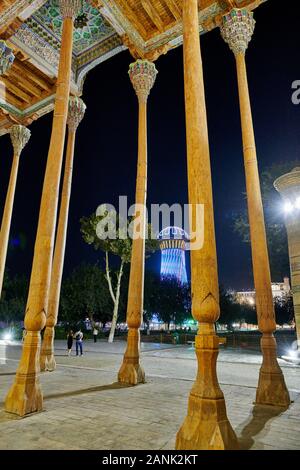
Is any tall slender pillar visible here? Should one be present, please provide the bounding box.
[0,125,30,296]
[0,40,15,75]
[118,60,157,385]
[4,0,81,417]
[221,8,290,407]
[40,96,86,372]
[176,0,238,450]
[274,168,300,347]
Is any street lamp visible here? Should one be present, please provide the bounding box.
[274,167,300,354]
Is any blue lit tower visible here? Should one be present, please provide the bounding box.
[158,226,188,285]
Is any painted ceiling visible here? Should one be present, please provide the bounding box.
[32,0,114,56]
[0,0,268,135]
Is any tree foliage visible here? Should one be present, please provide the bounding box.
[0,272,28,323]
[233,161,300,280]
[80,209,159,341]
[144,271,191,327]
[59,263,112,324]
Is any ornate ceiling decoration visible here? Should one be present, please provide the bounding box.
[0,0,268,135]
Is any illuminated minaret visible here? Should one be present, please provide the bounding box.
[158,226,188,285]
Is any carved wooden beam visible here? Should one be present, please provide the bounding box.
[1,75,32,104]
[0,17,23,39]
[164,0,181,21]
[117,0,148,38]
[141,0,164,32]
[7,68,42,98]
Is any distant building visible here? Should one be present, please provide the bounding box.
[158,226,188,285]
[235,277,291,306]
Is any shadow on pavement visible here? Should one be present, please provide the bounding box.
[237,404,288,450]
[44,381,131,401]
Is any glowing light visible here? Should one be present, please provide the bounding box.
[3,333,12,341]
[287,349,298,359]
[295,197,300,209]
[284,201,294,213]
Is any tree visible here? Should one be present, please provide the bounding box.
[274,296,294,326]
[218,287,257,328]
[144,271,191,329]
[60,263,112,326]
[233,161,300,280]
[80,209,158,342]
[0,272,28,324]
[218,287,241,326]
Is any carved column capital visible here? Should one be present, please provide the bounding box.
[67,96,86,132]
[0,40,15,76]
[58,0,82,20]
[220,8,255,56]
[10,125,31,156]
[129,60,158,103]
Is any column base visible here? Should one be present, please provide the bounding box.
[40,326,56,372]
[176,330,239,450]
[256,334,290,408]
[256,369,290,407]
[176,395,239,450]
[5,331,43,417]
[118,328,145,385]
[118,361,145,386]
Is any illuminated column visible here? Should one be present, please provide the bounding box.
[0,40,15,75]
[5,0,81,416]
[0,125,30,297]
[274,168,300,347]
[40,97,86,372]
[118,60,157,385]
[221,8,290,407]
[176,0,238,450]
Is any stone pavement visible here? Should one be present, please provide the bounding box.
[0,339,299,450]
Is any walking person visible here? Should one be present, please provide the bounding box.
[67,330,73,356]
[75,329,83,356]
[93,326,98,343]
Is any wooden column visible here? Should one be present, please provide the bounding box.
[176,0,238,450]
[221,8,290,407]
[274,168,300,347]
[0,125,30,296]
[4,0,81,417]
[40,97,86,372]
[118,60,157,385]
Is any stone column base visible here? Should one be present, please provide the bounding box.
[118,328,145,385]
[256,334,290,407]
[40,326,56,372]
[5,331,43,416]
[176,394,239,450]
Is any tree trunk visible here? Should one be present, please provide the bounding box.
[108,260,124,343]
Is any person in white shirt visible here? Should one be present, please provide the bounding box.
[93,327,98,343]
[75,329,83,356]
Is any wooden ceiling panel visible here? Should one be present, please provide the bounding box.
[0,55,56,111]
[115,0,182,40]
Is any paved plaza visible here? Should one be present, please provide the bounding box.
[0,339,300,450]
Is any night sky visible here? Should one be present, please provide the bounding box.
[0,1,299,290]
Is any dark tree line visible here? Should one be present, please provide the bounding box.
[0,265,294,328]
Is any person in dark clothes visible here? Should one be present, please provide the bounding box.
[67,330,74,356]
